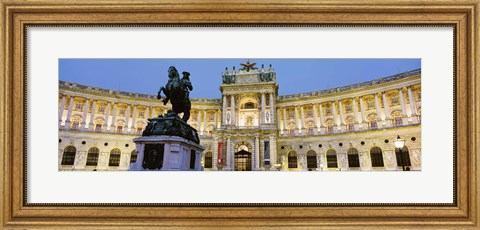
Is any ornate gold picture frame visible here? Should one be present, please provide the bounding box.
[1,0,478,228]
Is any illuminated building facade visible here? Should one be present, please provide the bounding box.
[58,62,421,171]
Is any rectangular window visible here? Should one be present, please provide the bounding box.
[116,126,123,133]
[288,111,294,118]
[209,114,214,121]
[348,123,355,131]
[75,103,83,110]
[391,97,399,105]
[307,110,313,117]
[327,125,334,134]
[370,121,377,130]
[136,127,143,135]
[367,101,375,109]
[289,129,295,136]
[95,124,102,132]
[108,154,120,166]
[72,121,80,130]
[307,128,314,135]
[325,108,331,115]
[98,106,105,113]
[346,105,353,112]
[395,117,403,126]
[119,109,125,115]
[139,111,144,118]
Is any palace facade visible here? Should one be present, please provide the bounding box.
[58,63,421,171]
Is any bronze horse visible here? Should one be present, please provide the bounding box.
[157,66,192,122]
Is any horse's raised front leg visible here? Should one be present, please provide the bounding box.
[157,87,164,99]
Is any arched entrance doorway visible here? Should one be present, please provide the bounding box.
[234,150,252,171]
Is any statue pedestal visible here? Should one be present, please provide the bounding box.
[130,111,205,171]
[131,135,205,171]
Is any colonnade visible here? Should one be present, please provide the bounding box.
[277,86,420,135]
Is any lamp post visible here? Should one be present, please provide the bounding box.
[394,135,406,171]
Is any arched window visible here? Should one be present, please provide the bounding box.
[288,152,298,168]
[204,152,213,168]
[130,150,138,163]
[86,147,99,166]
[395,146,411,168]
[61,146,76,165]
[109,148,121,166]
[306,150,317,169]
[326,149,338,168]
[347,148,360,168]
[370,146,384,167]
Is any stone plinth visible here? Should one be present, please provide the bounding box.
[131,135,204,171]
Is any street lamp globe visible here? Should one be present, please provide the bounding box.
[394,135,406,149]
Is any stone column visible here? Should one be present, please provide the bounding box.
[124,105,130,134]
[212,137,219,170]
[399,88,408,124]
[352,97,359,130]
[203,110,207,135]
[145,106,149,120]
[255,135,260,170]
[110,103,117,131]
[214,109,218,129]
[382,92,391,127]
[318,103,325,134]
[359,96,367,129]
[269,135,277,171]
[374,93,383,128]
[331,101,338,132]
[88,99,96,131]
[222,95,227,124]
[130,105,137,134]
[261,92,266,124]
[197,110,201,132]
[338,100,345,132]
[64,96,74,129]
[81,99,89,129]
[282,107,288,132]
[230,94,235,126]
[269,92,274,124]
[58,95,66,128]
[276,108,282,130]
[300,105,306,134]
[312,103,318,134]
[150,106,155,118]
[226,136,232,170]
[407,86,418,123]
[104,102,111,131]
[294,106,300,134]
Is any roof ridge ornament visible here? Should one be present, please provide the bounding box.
[240,59,257,72]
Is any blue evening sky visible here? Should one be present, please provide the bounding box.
[59,59,420,99]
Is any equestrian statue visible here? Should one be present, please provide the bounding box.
[157,66,192,122]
